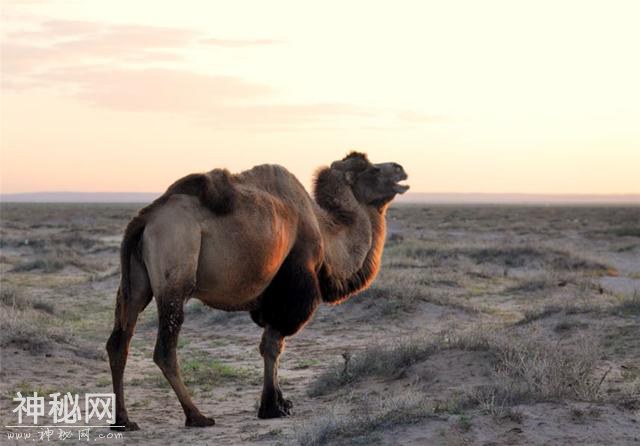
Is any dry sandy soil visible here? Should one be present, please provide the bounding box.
[1,203,639,445]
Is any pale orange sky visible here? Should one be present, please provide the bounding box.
[1,0,639,195]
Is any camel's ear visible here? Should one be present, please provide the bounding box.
[331,152,370,172]
[330,160,346,170]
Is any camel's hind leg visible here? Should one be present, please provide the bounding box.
[106,259,152,431]
[153,291,215,427]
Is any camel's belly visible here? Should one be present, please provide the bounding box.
[193,276,273,310]
[193,216,294,310]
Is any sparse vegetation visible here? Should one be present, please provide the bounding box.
[607,226,640,237]
[140,353,258,391]
[493,334,605,402]
[181,354,257,387]
[11,255,66,273]
[506,276,556,293]
[0,282,75,353]
[310,329,606,404]
[393,242,613,275]
[465,385,520,418]
[294,359,321,370]
[296,392,438,446]
[0,304,73,352]
[611,292,640,316]
[308,337,440,396]
[1,285,29,309]
[1,203,638,445]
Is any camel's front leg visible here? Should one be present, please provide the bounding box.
[258,326,292,418]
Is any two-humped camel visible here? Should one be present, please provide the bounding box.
[106,152,408,430]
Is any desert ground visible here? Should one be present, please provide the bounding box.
[1,203,639,445]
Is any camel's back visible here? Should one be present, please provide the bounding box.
[234,164,312,208]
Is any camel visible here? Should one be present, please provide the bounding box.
[106,152,409,430]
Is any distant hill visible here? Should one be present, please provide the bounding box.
[0,192,160,203]
[1,191,638,204]
[395,193,640,204]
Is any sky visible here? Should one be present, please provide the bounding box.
[1,0,639,195]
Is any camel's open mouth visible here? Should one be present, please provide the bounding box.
[392,172,409,194]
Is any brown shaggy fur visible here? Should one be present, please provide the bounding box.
[314,167,359,225]
[165,169,236,214]
[107,152,408,430]
[316,206,385,304]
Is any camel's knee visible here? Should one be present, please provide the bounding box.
[152,347,168,369]
[153,299,184,370]
[153,339,178,374]
[260,328,285,359]
[106,330,119,355]
[106,328,128,358]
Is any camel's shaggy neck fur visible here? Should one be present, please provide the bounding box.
[313,167,387,304]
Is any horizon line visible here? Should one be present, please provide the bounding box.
[1,191,639,204]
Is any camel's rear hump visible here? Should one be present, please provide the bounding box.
[164,169,236,214]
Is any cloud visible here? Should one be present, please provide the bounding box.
[200,38,281,47]
[17,62,369,127]
[38,67,273,112]
[396,111,445,123]
[1,17,439,129]
[1,19,279,80]
[199,103,373,129]
[26,65,370,127]
[0,18,368,127]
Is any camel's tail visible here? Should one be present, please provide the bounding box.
[118,214,146,327]
[117,168,235,326]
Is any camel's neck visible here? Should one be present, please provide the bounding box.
[313,168,387,304]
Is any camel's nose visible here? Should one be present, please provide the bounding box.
[376,162,405,172]
[394,164,408,181]
[377,162,407,181]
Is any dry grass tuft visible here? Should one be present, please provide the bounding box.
[464,385,523,419]
[1,285,56,314]
[1,285,29,309]
[296,391,436,446]
[308,337,440,397]
[611,292,640,316]
[0,286,70,352]
[310,329,606,406]
[11,255,66,273]
[506,276,557,293]
[494,334,605,401]
[607,226,640,237]
[0,306,72,352]
[395,242,613,274]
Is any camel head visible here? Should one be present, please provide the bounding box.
[330,152,409,206]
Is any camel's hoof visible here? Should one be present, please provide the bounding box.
[185,415,216,428]
[276,389,293,410]
[280,398,293,411]
[258,402,292,419]
[111,420,139,431]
